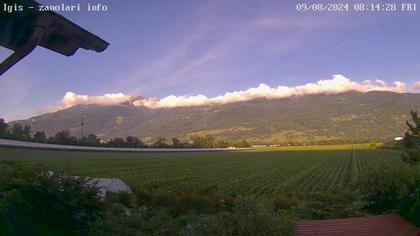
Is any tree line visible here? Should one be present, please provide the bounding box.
[0,119,250,148]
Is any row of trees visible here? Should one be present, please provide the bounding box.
[0,119,34,141]
[0,119,250,148]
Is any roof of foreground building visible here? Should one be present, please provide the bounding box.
[295,214,419,236]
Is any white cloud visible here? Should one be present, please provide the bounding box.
[47,74,408,113]
[132,74,406,108]
[414,81,420,88]
[60,92,132,108]
[42,92,133,113]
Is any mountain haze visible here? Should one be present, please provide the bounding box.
[12,91,420,144]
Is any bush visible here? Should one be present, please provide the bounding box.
[0,162,103,235]
[297,188,366,220]
[272,193,298,212]
[105,192,133,208]
[135,190,152,206]
[180,192,210,213]
[209,192,234,212]
[99,190,295,235]
[192,196,295,236]
[362,167,420,226]
[152,191,182,211]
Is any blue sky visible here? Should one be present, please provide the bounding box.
[1,0,420,121]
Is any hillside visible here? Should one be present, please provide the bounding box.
[12,91,420,144]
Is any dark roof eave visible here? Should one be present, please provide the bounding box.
[0,0,109,56]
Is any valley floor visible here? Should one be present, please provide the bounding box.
[0,146,404,194]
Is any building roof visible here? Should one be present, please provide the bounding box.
[0,0,109,56]
[295,214,419,236]
[88,178,132,198]
[0,0,108,76]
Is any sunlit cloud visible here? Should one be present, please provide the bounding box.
[132,74,405,108]
[42,92,133,113]
[46,74,407,113]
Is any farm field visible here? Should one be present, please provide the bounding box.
[0,146,405,194]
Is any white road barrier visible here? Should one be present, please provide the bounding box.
[0,139,245,152]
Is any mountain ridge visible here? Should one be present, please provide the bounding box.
[11,91,420,144]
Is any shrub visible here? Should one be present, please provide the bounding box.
[272,193,298,212]
[297,188,366,220]
[0,162,103,235]
[210,192,234,212]
[151,191,183,214]
[362,167,420,226]
[193,196,295,236]
[105,192,133,208]
[180,192,210,212]
[135,190,152,206]
[100,190,296,235]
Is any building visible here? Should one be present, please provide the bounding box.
[87,178,132,198]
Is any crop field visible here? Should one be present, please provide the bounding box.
[0,146,405,194]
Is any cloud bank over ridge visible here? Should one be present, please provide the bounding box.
[49,74,407,112]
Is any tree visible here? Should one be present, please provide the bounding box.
[32,131,47,143]
[191,135,215,148]
[402,111,420,164]
[232,139,251,148]
[172,138,182,148]
[52,130,77,145]
[107,138,126,148]
[152,137,168,148]
[81,134,101,146]
[10,123,24,140]
[0,119,8,138]
[22,125,32,141]
[125,136,144,148]
[215,139,229,148]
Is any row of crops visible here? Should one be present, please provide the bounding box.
[0,147,405,194]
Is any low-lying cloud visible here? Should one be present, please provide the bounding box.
[49,74,407,112]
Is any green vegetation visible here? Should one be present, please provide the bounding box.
[362,167,420,226]
[0,162,103,235]
[0,161,295,236]
[92,191,295,236]
[1,146,419,234]
[0,147,409,194]
[401,111,420,164]
[1,110,420,234]
[0,119,250,148]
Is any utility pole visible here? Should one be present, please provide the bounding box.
[356,127,359,145]
[81,115,84,138]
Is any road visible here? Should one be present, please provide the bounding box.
[0,139,241,152]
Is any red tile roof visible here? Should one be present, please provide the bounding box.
[295,214,419,236]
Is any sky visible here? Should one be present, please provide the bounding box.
[1,0,420,121]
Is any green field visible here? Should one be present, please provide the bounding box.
[0,146,405,194]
